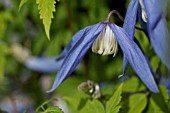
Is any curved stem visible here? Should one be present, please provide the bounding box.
[106,10,124,22]
[107,10,144,31]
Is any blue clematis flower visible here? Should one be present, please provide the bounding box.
[124,0,170,71]
[47,11,159,93]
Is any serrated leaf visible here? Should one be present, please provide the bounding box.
[80,99,105,113]
[150,55,160,72]
[128,93,147,113]
[19,0,27,11]
[36,0,56,40]
[44,106,64,113]
[106,83,123,113]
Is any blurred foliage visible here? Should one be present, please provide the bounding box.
[0,0,170,113]
[35,99,64,113]
[79,83,123,113]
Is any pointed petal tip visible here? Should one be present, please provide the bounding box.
[46,89,54,93]
[46,84,59,93]
[150,87,159,93]
[46,79,61,93]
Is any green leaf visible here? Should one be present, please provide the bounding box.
[159,85,169,103]
[36,0,56,40]
[159,85,170,112]
[150,55,160,72]
[106,83,123,113]
[134,23,151,53]
[123,76,146,92]
[44,106,64,113]
[147,96,165,113]
[128,93,147,113]
[80,99,105,113]
[19,0,27,11]
[56,77,88,113]
[147,85,170,113]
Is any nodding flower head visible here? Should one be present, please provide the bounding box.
[47,10,159,93]
[92,10,124,57]
[92,25,118,57]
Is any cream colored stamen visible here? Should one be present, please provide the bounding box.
[92,25,118,57]
[139,0,148,23]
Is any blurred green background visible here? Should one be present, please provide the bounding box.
[0,0,170,113]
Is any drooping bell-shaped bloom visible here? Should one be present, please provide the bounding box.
[47,11,159,93]
[123,0,170,71]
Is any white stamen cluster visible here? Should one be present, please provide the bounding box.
[139,0,148,23]
[92,25,118,57]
